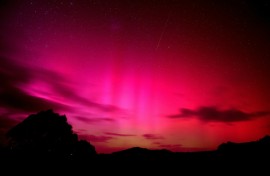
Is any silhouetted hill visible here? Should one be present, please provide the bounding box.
[110,147,173,161]
[1,110,270,173]
[218,135,270,153]
[217,135,270,163]
[109,135,270,161]
[112,146,172,156]
[97,135,270,171]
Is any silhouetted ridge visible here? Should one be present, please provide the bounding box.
[110,147,174,162]
[1,110,270,172]
[6,109,96,162]
[113,147,151,154]
[259,135,270,143]
[113,147,172,155]
[217,135,270,158]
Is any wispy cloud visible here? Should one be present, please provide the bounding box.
[75,116,115,123]
[155,143,208,152]
[105,132,136,137]
[143,134,164,140]
[168,106,270,122]
[79,134,114,143]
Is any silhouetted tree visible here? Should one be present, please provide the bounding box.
[73,140,97,161]
[6,109,96,161]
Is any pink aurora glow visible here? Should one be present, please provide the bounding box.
[0,1,270,153]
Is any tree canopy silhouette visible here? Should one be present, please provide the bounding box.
[6,109,96,161]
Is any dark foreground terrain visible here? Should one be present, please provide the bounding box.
[0,110,269,173]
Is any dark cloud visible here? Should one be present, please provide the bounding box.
[158,144,183,149]
[0,56,123,149]
[168,106,270,122]
[143,134,164,140]
[0,56,121,115]
[47,76,121,113]
[75,116,115,123]
[168,108,194,118]
[0,57,68,113]
[152,141,162,145]
[79,134,113,143]
[105,132,136,137]
[26,67,122,113]
[0,85,68,112]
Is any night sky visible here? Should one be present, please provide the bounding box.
[0,0,270,153]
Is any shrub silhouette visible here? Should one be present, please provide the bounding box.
[6,109,96,161]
